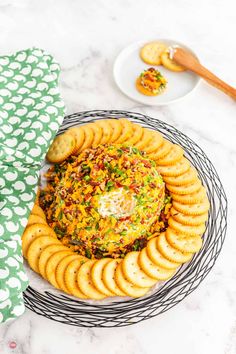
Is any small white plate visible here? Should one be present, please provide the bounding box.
[113,39,201,106]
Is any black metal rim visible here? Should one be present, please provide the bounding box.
[23,110,227,327]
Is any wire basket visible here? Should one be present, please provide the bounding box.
[23,110,227,327]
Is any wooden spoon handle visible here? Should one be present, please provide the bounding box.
[191,63,236,100]
[173,47,236,100]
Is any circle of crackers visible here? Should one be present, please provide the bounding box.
[26,119,210,300]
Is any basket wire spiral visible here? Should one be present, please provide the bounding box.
[23,110,227,327]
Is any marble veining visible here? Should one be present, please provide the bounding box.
[0,0,236,353]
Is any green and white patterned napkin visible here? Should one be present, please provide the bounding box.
[0,48,65,323]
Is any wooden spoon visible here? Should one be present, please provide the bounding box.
[171,47,236,100]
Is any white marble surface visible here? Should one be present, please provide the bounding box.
[0,0,236,353]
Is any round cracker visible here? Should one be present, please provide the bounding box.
[95,120,112,144]
[171,186,207,204]
[122,252,157,288]
[91,258,115,297]
[157,157,190,177]
[31,204,46,220]
[115,118,133,144]
[90,122,103,147]
[157,232,193,263]
[67,126,85,153]
[143,131,164,154]
[27,214,47,227]
[166,228,202,253]
[168,216,206,236]
[173,198,210,215]
[27,236,61,273]
[139,248,175,280]
[146,237,181,269]
[77,260,106,300]
[46,133,75,163]
[103,259,126,296]
[38,244,69,278]
[161,50,186,72]
[45,250,74,289]
[164,168,198,186]
[148,139,172,160]
[156,144,183,166]
[166,178,202,195]
[125,123,144,146]
[135,128,153,150]
[140,41,167,65]
[64,132,80,155]
[64,258,88,299]
[108,119,123,143]
[115,263,150,298]
[56,254,81,294]
[78,125,94,152]
[22,223,57,259]
[170,207,208,226]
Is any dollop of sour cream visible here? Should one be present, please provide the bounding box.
[98,188,136,218]
[168,45,180,60]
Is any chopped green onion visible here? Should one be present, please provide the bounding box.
[132,147,139,154]
[85,249,91,259]
[85,226,92,231]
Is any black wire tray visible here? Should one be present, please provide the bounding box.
[23,110,228,327]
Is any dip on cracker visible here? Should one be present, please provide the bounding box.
[136,68,167,96]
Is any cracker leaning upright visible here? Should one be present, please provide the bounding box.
[46,133,76,163]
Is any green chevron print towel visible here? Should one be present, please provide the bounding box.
[0,48,65,323]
